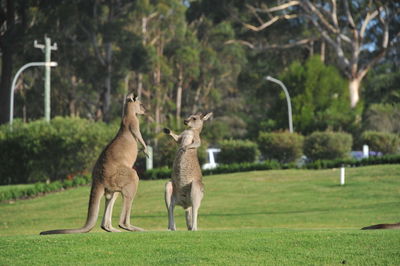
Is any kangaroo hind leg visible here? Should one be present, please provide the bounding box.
[101,192,121,232]
[165,181,176,231]
[118,168,144,232]
[190,182,204,231]
[185,207,193,230]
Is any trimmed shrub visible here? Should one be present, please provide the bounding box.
[0,175,91,202]
[361,131,400,155]
[0,117,116,185]
[142,167,172,180]
[304,131,353,161]
[218,139,259,164]
[258,131,304,163]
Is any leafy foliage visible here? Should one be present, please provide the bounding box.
[363,104,400,134]
[275,56,357,134]
[361,131,400,155]
[0,117,116,185]
[304,131,353,161]
[218,139,259,164]
[258,131,304,163]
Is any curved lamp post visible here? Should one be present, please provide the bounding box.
[9,61,58,128]
[265,76,293,133]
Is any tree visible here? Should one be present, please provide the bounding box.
[0,0,28,125]
[243,0,400,108]
[274,55,355,134]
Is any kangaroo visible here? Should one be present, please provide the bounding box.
[163,112,212,231]
[362,222,400,230]
[40,93,149,235]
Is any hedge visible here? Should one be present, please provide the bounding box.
[0,117,116,185]
[304,131,353,161]
[0,174,91,202]
[218,139,260,164]
[258,131,304,163]
[361,131,400,155]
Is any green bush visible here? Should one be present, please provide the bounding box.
[0,117,116,185]
[258,131,304,163]
[218,139,260,164]
[363,104,400,133]
[361,131,400,155]
[142,167,172,180]
[0,175,91,202]
[304,131,353,161]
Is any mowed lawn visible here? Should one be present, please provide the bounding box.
[0,165,399,265]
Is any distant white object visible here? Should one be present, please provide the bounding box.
[202,148,221,169]
[363,145,369,158]
[340,166,345,185]
[146,146,153,170]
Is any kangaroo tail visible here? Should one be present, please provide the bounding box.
[362,222,400,230]
[40,184,104,235]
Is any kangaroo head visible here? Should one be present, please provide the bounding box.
[125,93,145,115]
[184,112,213,130]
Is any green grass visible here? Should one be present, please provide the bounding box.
[1,165,399,265]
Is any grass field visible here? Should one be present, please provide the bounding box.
[0,165,399,265]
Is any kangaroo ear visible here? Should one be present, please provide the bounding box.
[133,93,138,101]
[202,112,213,121]
[126,93,134,102]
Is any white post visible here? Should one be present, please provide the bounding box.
[340,166,345,185]
[34,37,58,122]
[146,146,153,170]
[363,145,369,158]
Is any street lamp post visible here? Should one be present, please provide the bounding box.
[265,76,293,133]
[9,61,58,128]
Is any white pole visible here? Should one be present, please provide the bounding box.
[363,145,369,158]
[35,37,57,122]
[146,146,153,170]
[340,166,345,185]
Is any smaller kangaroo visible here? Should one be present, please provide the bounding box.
[40,93,148,235]
[362,222,400,230]
[163,112,212,231]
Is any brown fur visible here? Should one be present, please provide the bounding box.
[40,93,148,235]
[164,112,212,231]
[361,222,400,230]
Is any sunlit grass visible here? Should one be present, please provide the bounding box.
[0,165,399,264]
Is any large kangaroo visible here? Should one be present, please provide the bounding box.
[40,93,148,235]
[362,222,400,230]
[163,112,212,231]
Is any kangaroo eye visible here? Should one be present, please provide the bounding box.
[193,117,197,121]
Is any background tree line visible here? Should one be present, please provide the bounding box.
[0,0,399,150]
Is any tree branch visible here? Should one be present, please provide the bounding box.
[253,1,300,13]
[225,38,316,50]
[243,14,297,32]
[302,1,338,34]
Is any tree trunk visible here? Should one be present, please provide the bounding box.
[349,77,362,108]
[102,42,113,122]
[0,44,13,124]
[137,73,143,98]
[176,66,183,121]
[68,75,78,116]
[0,0,15,125]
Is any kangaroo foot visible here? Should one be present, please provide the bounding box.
[101,225,122,233]
[119,224,144,232]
